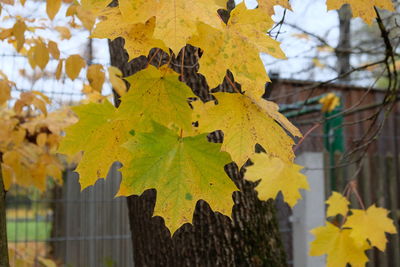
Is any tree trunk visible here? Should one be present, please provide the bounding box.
[336,4,352,81]
[108,1,288,266]
[0,166,10,267]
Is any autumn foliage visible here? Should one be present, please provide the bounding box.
[0,0,397,266]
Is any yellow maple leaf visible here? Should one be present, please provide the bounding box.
[65,54,86,80]
[189,3,285,98]
[92,9,167,61]
[326,191,350,217]
[81,0,112,13]
[118,0,157,24]
[58,100,132,189]
[319,92,340,112]
[310,222,370,267]
[344,205,397,251]
[326,0,395,25]
[155,0,222,53]
[116,0,223,53]
[244,152,308,207]
[193,92,299,166]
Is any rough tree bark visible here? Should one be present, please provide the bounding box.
[0,166,10,267]
[108,1,288,266]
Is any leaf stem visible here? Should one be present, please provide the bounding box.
[225,74,241,94]
[349,181,366,210]
[147,48,161,67]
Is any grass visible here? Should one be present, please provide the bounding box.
[7,220,52,242]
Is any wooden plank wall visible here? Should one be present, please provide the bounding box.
[270,79,400,156]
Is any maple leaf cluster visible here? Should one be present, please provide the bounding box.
[310,192,397,267]
[0,0,128,104]
[57,0,397,239]
[59,0,310,234]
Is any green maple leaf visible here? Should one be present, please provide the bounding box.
[58,101,132,189]
[117,65,196,132]
[118,123,237,234]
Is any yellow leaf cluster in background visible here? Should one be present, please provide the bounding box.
[8,246,57,267]
[310,192,397,266]
[0,88,77,191]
